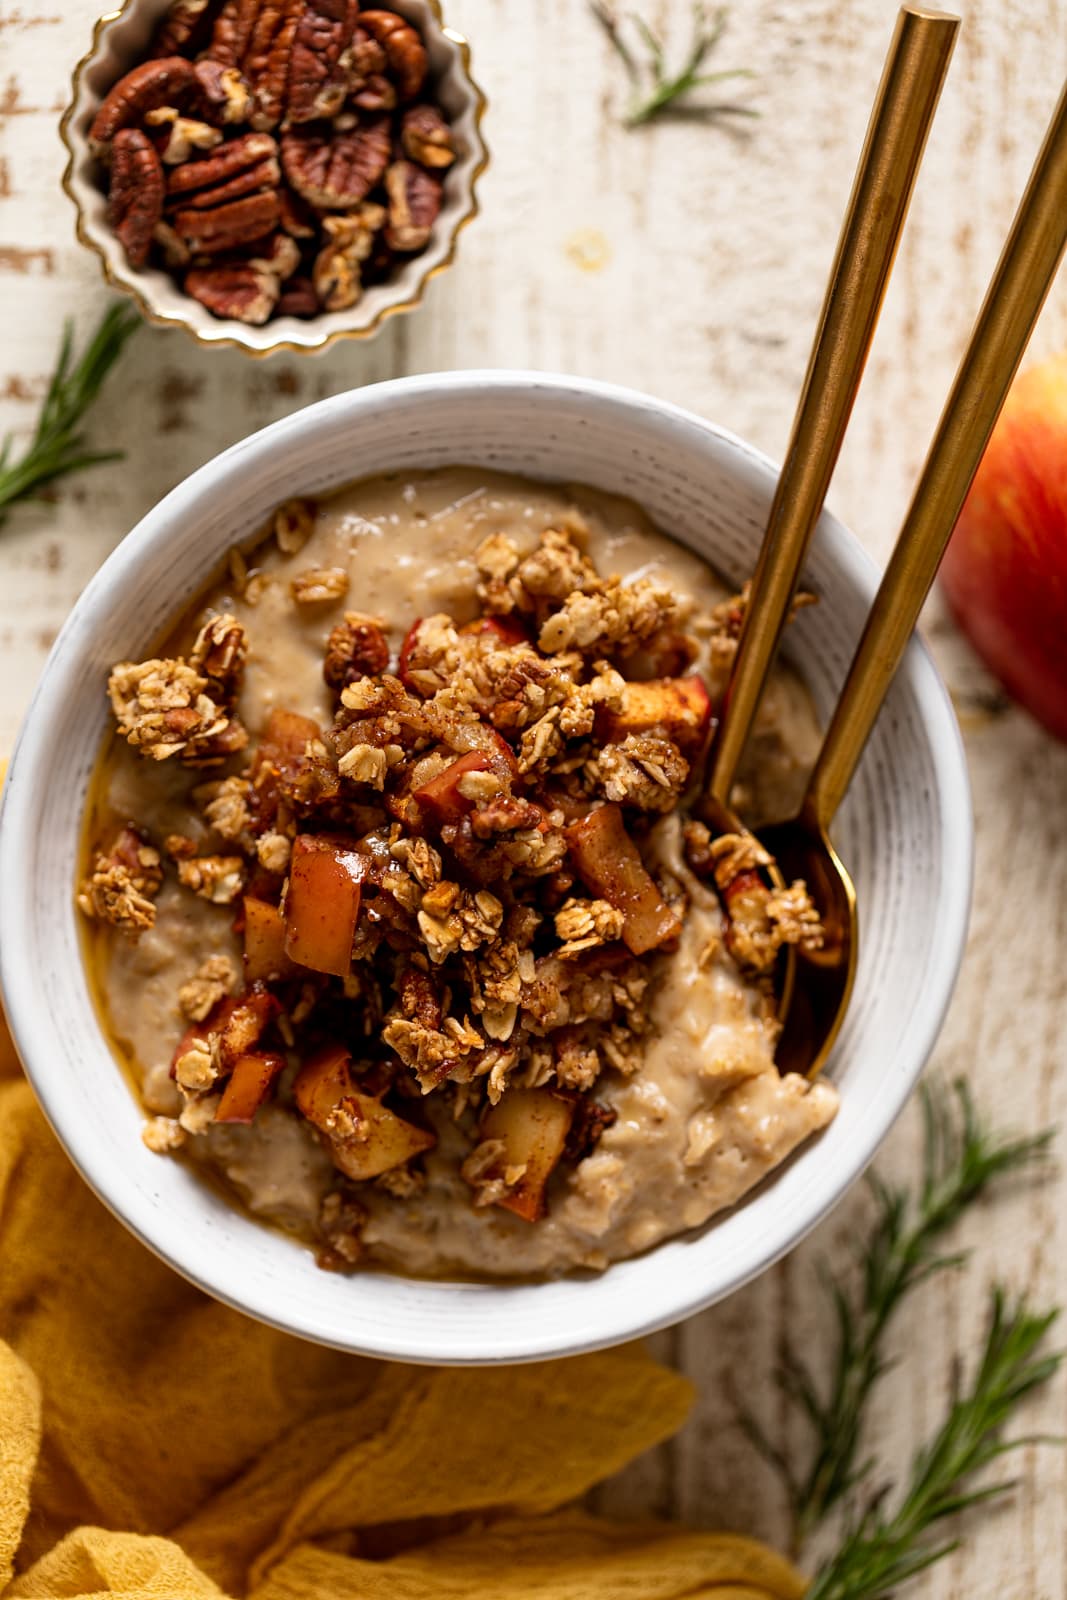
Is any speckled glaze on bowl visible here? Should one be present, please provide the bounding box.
[0,373,972,1363]
[60,0,487,357]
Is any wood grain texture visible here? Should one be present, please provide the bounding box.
[2,1,1067,1592]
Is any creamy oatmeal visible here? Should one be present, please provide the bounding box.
[79,468,838,1278]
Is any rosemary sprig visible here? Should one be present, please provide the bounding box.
[0,303,140,529]
[805,1290,1061,1600]
[590,1,756,128]
[741,1078,1054,1542]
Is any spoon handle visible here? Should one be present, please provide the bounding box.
[806,74,1067,832]
[707,5,959,812]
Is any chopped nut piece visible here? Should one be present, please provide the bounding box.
[177,854,246,904]
[273,497,316,553]
[290,566,350,605]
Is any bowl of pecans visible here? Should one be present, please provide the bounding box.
[60,0,487,354]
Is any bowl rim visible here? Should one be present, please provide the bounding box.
[0,371,974,1362]
[59,0,489,358]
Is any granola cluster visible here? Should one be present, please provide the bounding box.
[80,511,825,1264]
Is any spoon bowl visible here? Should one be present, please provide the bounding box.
[760,812,857,1079]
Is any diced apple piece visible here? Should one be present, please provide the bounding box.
[293,1043,436,1180]
[478,1088,575,1222]
[597,674,713,756]
[292,1042,354,1124]
[243,895,300,983]
[218,983,281,1068]
[565,803,682,955]
[413,750,503,827]
[215,1051,286,1124]
[283,834,364,976]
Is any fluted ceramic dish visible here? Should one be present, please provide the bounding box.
[0,373,973,1363]
[60,0,487,357]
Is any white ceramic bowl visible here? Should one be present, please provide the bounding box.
[0,373,972,1363]
[60,0,487,357]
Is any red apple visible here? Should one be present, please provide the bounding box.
[941,352,1067,741]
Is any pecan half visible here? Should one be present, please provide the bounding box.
[193,59,254,125]
[186,261,280,323]
[358,10,427,100]
[384,159,441,252]
[89,57,198,157]
[150,0,216,57]
[109,129,165,268]
[281,117,391,209]
[312,206,384,310]
[288,0,360,123]
[243,0,304,129]
[401,104,456,169]
[174,189,280,253]
[166,132,279,208]
[205,0,261,67]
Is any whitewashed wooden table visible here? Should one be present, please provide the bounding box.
[3,0,1067,1591]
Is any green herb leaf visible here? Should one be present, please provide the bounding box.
[740,1077,1054,1543]
[805,1290,1062,1600]
[590,0,756,128]
[0,304,140,529]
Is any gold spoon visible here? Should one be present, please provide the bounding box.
[769,71,1067,1079]
[700,5,958,1021]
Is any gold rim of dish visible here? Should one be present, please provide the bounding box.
[59,0,489,359]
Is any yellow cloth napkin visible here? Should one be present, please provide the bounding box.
[0,1018,805,1600]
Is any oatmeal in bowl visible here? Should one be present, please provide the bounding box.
[80,469,837,1278]
[1,373,971,1358]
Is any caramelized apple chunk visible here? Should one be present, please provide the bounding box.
[283,834,364,976]
[565,803,681,955]
[464,1088,575,1222]
[294,1044,436,1180]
